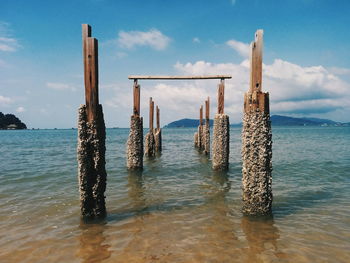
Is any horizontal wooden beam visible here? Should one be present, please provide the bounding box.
[128,75,232,80]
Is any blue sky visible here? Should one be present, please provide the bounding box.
[1,0,350,128]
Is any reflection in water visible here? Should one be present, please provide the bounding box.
[76,221,111,263]
[127,169,147,212]
[241,215,286,262]
[197,170,241,261]
[212,170,231,190]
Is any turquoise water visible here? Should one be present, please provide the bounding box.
[1,127,350,262]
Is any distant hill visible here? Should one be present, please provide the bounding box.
[270,115,342,126]
[0,112,27,130]
[164,115,348,128]
[165,118,213,128]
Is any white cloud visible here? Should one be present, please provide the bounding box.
[0,22,20,52]
[118,29,171,50]
[46,82,76,91]
[103,43,350,123]
[0,58,8,68]
[0,37,20,52]
[328,67,350,75]
[193,37,200,43]
[116,51,127,58]
[173,58,350,121]
[226,39,250,57]
[16,106,25,113]
[0,95,13,105]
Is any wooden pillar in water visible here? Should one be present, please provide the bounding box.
[145,97,156,157]
[242,29,272,216]
[212,79,230,170]
[77,24,107,219]
[155,105,162,152]
[127,79,143,169]
[199,105,204,150]
[204,97,210,155]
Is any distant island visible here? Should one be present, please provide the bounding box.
[165,118,214,128]
[0,112,27,130]
[165,115,349,128]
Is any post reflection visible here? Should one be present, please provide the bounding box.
[203,170,237,236]
[76,221,111,263]
[241,215,285,262]
[127,169,147,212]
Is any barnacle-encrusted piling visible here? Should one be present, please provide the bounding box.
[127,115,143,169]
[144,97,156,157]
[204,97,210,155]
[242,29,272,216]
[78,24,107,219]
[78,105,107,218]
[212,113,229,170]
[144,130,155,157]
[127,80,143,169]
[154,106,162,152]
[194,132,199,147]
[212,80,229,170]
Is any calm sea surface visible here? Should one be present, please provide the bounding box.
[1,127,350,263]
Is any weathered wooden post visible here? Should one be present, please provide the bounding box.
[199,105,204,150]
[127,79,143,169]
[242,30,272,216]
[145,97,156,157]
[194,106,203,150]
[212,79,230,170]
[77,24,107,218]
[154,106,162,152]
[194,131,199,148]
[204,97,210,155]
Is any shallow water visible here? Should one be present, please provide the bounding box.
[1,127,350,263]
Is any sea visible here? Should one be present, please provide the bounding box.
[1,126,349,263]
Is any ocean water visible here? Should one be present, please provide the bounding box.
[0,127,350,263]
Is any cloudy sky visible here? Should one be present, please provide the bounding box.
[1,0,350,128]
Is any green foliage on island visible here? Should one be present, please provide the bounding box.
[165,115,349,128]
[269,115,347,126]
[0,112,27,130]
[164,118,214,128]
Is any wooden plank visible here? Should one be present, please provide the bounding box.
[82,24,91,101]
[82,24,93,121]
[156,106,160,130]
[199,105,203,126]
[250,29,263,93]
[218,81,225,114]
[149,97,154,131]
[86,37,99,122]
[205,97,210,120]
[128,75,232,80]
[133,80,140,116]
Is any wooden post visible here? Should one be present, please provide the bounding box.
[204,97,210,155]
[82,24,91,103]
[78,24,107,219]
[145,97,156,157]
[250,30,263,93]
[149,97,154,131]
[242,29,272,216]
[82,23,99,123]
[155,105,162,152]
[213,78,229,170]
[156,106,160,130]
[205,97,210,121]
[127,79,143,168]
[199,105,203,126]
[244,29,269,114]
[133,79,140,116]
[218,79,224,114]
